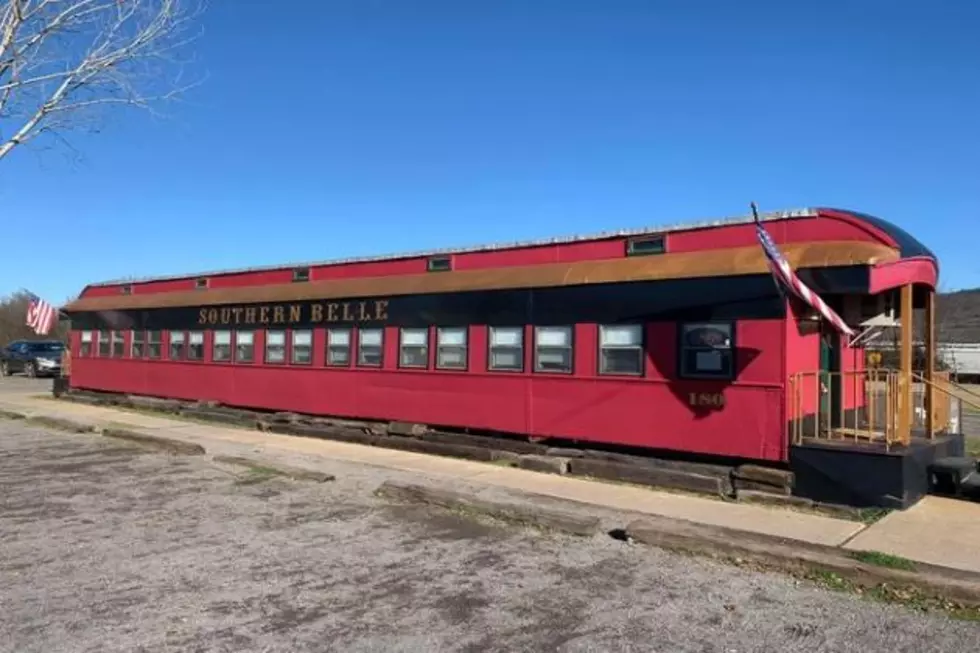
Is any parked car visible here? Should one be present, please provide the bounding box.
[0,340,64,378]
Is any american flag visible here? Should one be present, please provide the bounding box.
[25,292,58,336]
[752,204,855,336]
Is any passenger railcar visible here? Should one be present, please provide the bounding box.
[60,207,961,508]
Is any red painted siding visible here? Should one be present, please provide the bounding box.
[79,212,897,299]
[69,316,790,461]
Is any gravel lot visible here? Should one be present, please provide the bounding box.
[0,421,977,653]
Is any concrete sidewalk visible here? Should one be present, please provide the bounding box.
[4,393,980,574]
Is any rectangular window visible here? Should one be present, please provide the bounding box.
[679,322,734,379]
[195,278,208,290]
[626,235,666,256]
[488,327,523,372]
[326,328,351,366]
[436,327,467,370]
[131,330,145,358]
[427,255,452,272]
[235,331,254,363]
[213,330,232,362]
[266,330,286,364]
[292,267,310,282]
[534,326,573,373]
[81,331,93,357]
[399,328,429,368]
[357,328,383,367]
[291,330,313,365]
[147,331,162,359]
[187,331,204,361]
[599,324,644,375]
[111,330,124,358]
[169,331,186,360]
[121,284,133,295]
[98,331,110,357]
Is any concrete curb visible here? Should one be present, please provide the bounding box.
[24,415,97,433]
[212,455,336,482]
[101,428,206,456]
[375,481,601,537]
[623,517,980,608]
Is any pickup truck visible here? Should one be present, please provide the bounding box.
[0,339,65,378]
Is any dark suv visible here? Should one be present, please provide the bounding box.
[0,340,64,378]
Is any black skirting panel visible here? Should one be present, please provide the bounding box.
[790,434,966,509]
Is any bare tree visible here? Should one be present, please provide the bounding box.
[0,0,204,163]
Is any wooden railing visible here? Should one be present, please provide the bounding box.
[788,370,903,448]
[789,369,965,449]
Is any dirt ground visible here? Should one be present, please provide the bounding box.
[1,423,977,652]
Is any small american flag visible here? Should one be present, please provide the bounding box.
[25,292,58,336]
[752,203,855,337]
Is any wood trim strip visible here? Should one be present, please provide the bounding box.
[64,241,898,313]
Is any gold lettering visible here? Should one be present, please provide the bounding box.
[327,303,339,322]
[289,305,302,323]
[244,307,257,324]
[310,304,324,323]
[259,306,270,324]
[231,307,243,324]
[374,299,389,321]
[220,308,232,324]
[207,308,218,325]
[198,308,208,325]
[358,301,370,321]
[342,302,354,322]
[273,306,285,324]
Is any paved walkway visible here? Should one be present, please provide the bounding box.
[5,391,980,574]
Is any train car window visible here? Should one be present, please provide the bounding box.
[97,331,110,357]
[326,328,351,366]
[488,327,523,371]
[427,256,452,272]
[235,331,254,363]
[195,278,209,290]
[534,326,573,373]
[213,330,232,362]
[110,330,124,358]
[187,331,205,361]
[266,330,286,364]
[292,267,310,282]
[169,331,186,360]
[80,331,93,357]
[291,330,313,365]
[599,325,644,375]
[131,330,145,358]
[147,331,162,359]
[358,328,384,367]
[679,322,734,379]
[436,327,467,370]
[626,235,665,256]
[399,328,429,368]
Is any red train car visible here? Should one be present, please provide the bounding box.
[61,207,962,508]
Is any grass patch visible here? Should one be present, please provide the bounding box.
[234,464,284,486]
[849,550,917,571]
[856,507,891,525]
[966,437,980,458]
[801,568,980,621]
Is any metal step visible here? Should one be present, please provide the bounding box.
[928,457,979,496]
[959,472,980,500]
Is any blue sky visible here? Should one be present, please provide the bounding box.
[3,0,979,303]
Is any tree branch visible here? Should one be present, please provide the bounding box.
[0,0,204,163]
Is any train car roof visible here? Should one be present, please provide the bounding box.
[87,207,821,288]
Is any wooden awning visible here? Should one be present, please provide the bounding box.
[63,240,899,313]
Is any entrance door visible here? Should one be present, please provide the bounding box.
[819,326,842,429]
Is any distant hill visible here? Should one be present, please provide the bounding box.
[938,288,980,344]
